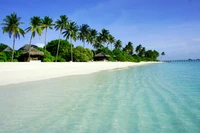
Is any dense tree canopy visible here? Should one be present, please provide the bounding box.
[123,42,133,55]
[74,46,93,62]
[46,39,71,62]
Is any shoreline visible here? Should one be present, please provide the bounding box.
[0,62,161,86]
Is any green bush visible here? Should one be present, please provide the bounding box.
[4,52,12,61]
[57,56,66,62]
[46,39,72,61]
[37,47,55,62]
[0,52,7,62]
[108,56,115,61]
[13,59,18,62]
[74,46,93,62]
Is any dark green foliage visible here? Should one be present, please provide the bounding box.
[145,50,159,61]
[46,39,71,61]
[37,47,55,62]
[108,56,115,61]
[95,47,113,56]
[0,51,20,62]
[138,47,145,57]
[14,50,23,59]
[73,46,93,62]
[113,49,137,62]
[0,43,8,52]
[114,40,122,50]
[0,52,7,62]
[4,51,12,61]
[161,52,165,56]
[135,44,142,54]
[85,48,93,60]
[57,56,66,62]
[123,42,133,55]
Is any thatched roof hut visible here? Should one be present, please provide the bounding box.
[19,44,38,51]
[95,52,110,58]
[94,52,110,61]
[22,47,44,56]
[3,46,12,52]
[20,47,44,61]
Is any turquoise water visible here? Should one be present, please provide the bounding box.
[0,62,200,133]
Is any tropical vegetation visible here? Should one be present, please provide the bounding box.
[1,13,25,62]
[0,13,163,62]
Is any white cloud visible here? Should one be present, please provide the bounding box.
[35,43,45,47]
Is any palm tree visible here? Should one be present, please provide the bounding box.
[93,35,103,50]
[1,13,25,62]
[114,40,122,49]
[123,41,133,55]
[79,24,90,47]
[139,47,146,57]
[99,28,110,47]
[41,16,54,56]
[161,52,165,56]
[25,16,42,61]
[63,21,78,62]
[136,44,142,54]
[55,15,69,62]
[88,29,98,48]
[161,52,165,60]
[108,34,115,50]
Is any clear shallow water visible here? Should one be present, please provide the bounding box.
[0,62,200,133]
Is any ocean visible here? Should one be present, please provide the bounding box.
[0,62,199,133]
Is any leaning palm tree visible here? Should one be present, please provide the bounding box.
[99,28,110,47]
[54,15,69,62]
[108,34,115,50]
[79,24,90,47]
[41,16,54,56]
[25,16,42,61]
[1,13,25,62]
[114,40,122,49]
[62,21,78,62]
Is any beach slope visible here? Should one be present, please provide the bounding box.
[0,62,159,86]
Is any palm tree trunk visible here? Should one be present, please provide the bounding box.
[11,35,16,62]
[29,35,33,62]
[56,30,62,62]
[44,28,47,58]
[70,38,73,62]
[83,40,85,48]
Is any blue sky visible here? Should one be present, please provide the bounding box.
[0,0,200,60]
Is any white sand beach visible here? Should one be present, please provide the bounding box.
[0,62,160,86]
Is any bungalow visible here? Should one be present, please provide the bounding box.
[94,52,110,61]
[18,44,44,62]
